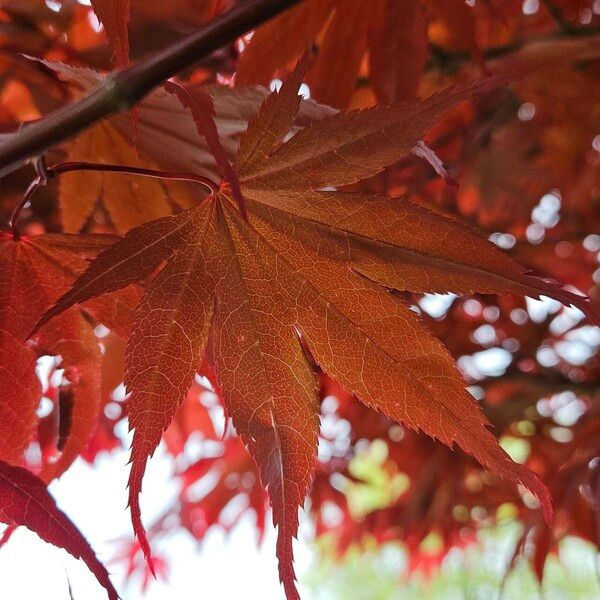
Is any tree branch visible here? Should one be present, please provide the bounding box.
[0,0,303,176]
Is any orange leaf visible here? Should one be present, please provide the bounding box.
[0,341,39,465]
[235,0,334,87]
[39,71,600,600]
[41,60,334,184]
[164,81,245,217]
[241,79,502,191]
[306,0,373,109]
[235,0,444,107]
[0,232,136,476]
[125,203,216,568]
[235,51,310,179]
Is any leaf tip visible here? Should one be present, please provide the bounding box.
[127,444,156,578]
[277,525,301,600]
[515,462,553,526]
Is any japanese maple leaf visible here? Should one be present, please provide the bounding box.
[36,63,597,599]
[164,79,246,217]
[0,460,118,599]
[42,59,332,233]
[0,232,137,480]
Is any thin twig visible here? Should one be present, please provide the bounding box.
[9,161,220,238]
[0,0,303,177]
[49,162,219,194]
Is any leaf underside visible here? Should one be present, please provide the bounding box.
[37,62,599,600]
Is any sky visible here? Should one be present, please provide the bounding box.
[0,445,314,600]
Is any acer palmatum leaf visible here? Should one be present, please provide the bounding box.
[245,190,596,317]
[235,0,414,108]
[0,461,119,600]
[235,0,333,87]
[0,340,39,464]
[235,0,434,106]
[32,214,198,335]
[90,0,130,66]
[39,59,336,184]
[38,192,555,599]
[368,0,429,103]
[209,202,319,600]
[37,74,600,600]
[33,51,309,332]
[305,0,374,109]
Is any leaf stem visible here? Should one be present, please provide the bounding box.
[49,162,220,194]
[10,177,42,240]
[0,0,303,177]
[9,161,220,239]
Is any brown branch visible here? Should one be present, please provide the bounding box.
[0,0,303,177]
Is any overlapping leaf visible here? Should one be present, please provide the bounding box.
[164,80,245,216]
[60,122,175,233]
[40,59,334,232]
[368,0,429,103]
[41,59,334,181]
[37,63,599,599]
[0,232,137,480]
[235,0,439,107]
